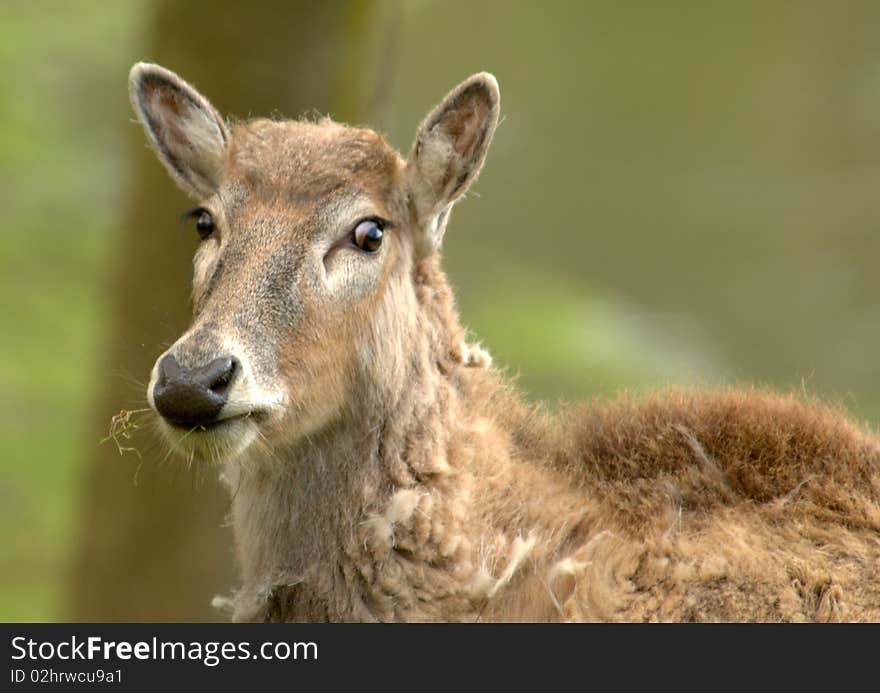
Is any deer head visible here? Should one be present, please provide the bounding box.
[130,63,499,461]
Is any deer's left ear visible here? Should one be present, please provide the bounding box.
[406,72,500,249]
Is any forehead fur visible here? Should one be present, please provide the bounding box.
[227,118,404,205]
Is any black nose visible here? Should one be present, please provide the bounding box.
[152,354,239,427]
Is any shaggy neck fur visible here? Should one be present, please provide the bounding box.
[224,253,571,621]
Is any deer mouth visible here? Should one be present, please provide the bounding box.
[162,417,227,432]
[161,410,260,432]
[155,407,274,463]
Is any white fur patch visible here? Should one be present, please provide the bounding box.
[217,334,286,421]
[458,339,492,368]
[486,533,537,598]
[385,489,421,525]
[470,418,490,434]
[428,453,451,475]
[470,533,538,600]
[362,489,422,550]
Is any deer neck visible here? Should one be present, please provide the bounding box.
[225,256,512,620]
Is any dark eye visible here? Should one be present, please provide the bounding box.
[195,211,215,240]
[180,207,215,240]
[353,219,384,253]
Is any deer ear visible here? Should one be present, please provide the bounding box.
[129,62,229,199]
[406,73,500,248]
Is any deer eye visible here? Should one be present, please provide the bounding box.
[353,219,384,253]
[195,211,215,240]
[180,207,216,240]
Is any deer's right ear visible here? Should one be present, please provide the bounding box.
[129,62,229,199]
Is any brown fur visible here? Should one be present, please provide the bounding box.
[230,255,880,622]
[130,63,880,622]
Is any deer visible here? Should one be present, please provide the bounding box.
[129,62,880,622]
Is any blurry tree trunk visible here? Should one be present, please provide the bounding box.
[70,0,398,621]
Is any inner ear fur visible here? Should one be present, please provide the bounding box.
[407,72,500,232]
[129,62,229,199]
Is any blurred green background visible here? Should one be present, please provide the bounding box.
[1,0,879,621]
